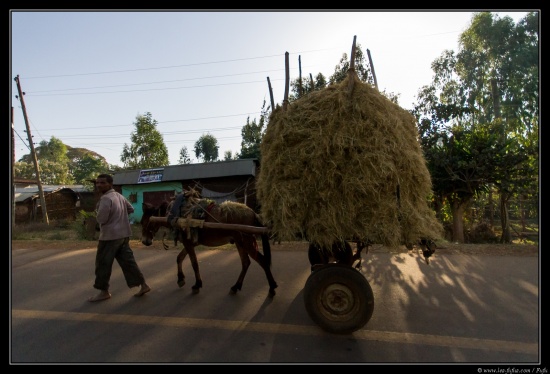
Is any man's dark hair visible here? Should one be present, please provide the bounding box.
[97,174,113,184]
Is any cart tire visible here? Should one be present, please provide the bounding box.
[303,263,374,334]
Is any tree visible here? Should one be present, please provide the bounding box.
[177,146,192,164]
[17,136,74,185]
[36,136,69,164]
[121,112,169,169]
[66,146,110,185]
[223,150,238,161]
[14,159,75,185]
[414,12,539,243]
[456,12,539,242]
[416,114,515,243]
[194,133,219,162]
[16,138,114,186]
[289,72,328,101]
[72,154,109,186]
[328,43,373,85]
[239,100,269,160]
[14,161,37,181]
[18,136,69,165]
[328,43,401,104]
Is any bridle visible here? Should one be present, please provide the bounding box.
[142,214,160,239]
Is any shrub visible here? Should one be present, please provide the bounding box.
[467,222,498,244]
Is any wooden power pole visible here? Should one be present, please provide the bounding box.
[12,106,15,226]
[14,75,49,224]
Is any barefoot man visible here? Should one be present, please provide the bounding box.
[88,173,151,302]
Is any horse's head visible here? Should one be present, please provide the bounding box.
[140,202,164,246]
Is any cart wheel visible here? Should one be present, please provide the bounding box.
[303,263,374,334]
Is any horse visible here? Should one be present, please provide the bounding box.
[140,189,278,297]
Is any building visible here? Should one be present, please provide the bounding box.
[112,158,260,221]
[13,181,95,224]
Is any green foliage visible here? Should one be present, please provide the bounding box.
[36,136,69,164]
[16,136,74,184]
[223,150,238,161]
[16,136,111,186]
[72,210,97,240]
[289,44,381,102]
[66,146,106,164]
[289,72,328,101]
[456,12,539,131]
[239,99,269,160]
[13,161,36,180]
[328,43,372,85]
[177,146,192,164]
[194,133,219,162]
[15,159,75,185]
[121,112,169,169]
[413,12,539,242]
[72,153,109,185]
[39,160,76,185]
[325,43,400,103]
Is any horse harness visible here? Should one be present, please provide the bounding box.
[170,194,218,244]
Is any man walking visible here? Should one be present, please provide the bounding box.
[88,173,151,302]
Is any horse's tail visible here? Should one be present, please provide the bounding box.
[254,213,271,267]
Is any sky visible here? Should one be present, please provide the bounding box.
[10,10,532,168]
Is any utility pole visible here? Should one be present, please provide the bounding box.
[11,106,15,226]
[14,75,49,224]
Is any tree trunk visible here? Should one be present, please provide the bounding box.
[500,193,512,243]
[488,188,494,228]
[450,199,467,243]
[519,195,526,232]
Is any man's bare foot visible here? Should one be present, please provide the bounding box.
[134,283,151,297]
[88,291,111,302]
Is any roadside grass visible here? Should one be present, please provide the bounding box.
[11,219,144,241]
[492,218,539,245]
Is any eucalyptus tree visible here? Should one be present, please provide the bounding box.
[194,133,219,163]
[414,12,539,242]
[121,112,169,169]
[178,146,192,164]
[239,100,269,161]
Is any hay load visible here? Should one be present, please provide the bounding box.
[257,71,443,249]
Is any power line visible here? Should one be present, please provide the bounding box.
[19,48,335,80]
[23,78,283,97]
[23,69,289,94]
[33,112,261,131]
[13,129,31,152]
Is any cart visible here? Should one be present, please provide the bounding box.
[156,216,397,334]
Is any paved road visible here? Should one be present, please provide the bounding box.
[11,245,540,364]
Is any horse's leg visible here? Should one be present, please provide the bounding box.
[176,247,188,288]
[229,243,251,295]
[183,242,203,293]
[245,235,278,297]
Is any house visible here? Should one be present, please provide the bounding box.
[13,182,95,224]
[112,158,260,221]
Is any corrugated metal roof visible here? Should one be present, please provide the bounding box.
[14,177,39,185]
[14,185,90,203]
[113,158,258,185]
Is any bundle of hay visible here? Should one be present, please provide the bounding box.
[257,72,443,248]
